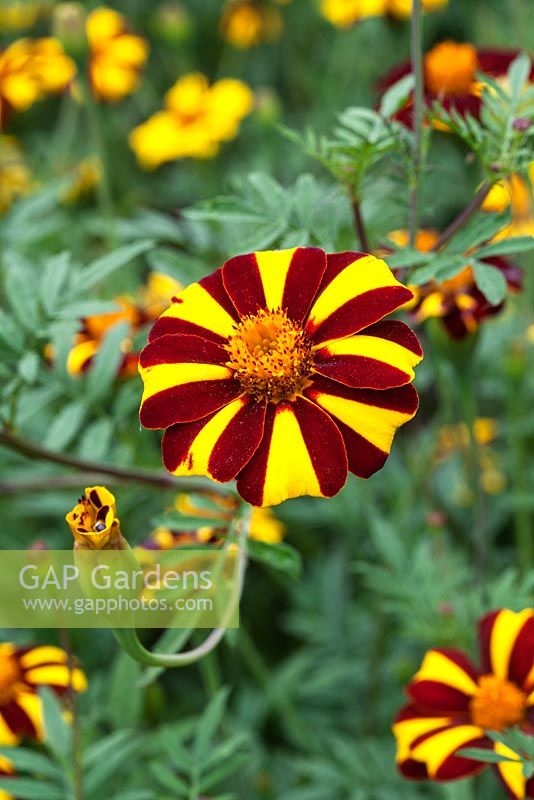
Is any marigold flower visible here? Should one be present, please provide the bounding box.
[320,0,446,28]
[0,37,75,128]
[0,643,87,745]
[66,486,129,550]
[0,136,34,213]
[139,247,422,507]
[129,73,254,169]
[485,166,534,241]
[380,43,534,127]
[87,6,149,103]
[394,608,534,799]
[66,271,182,377]
[220,1,282,48]
[389,229,522,339]
[143,493,284,549]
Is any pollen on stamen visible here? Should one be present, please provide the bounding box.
[226,308,314,403]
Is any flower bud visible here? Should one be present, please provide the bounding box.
[151,2,192,44]
[52,2,88,58]
[66,486,129,550]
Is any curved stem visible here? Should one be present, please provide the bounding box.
[114,510,249,668]
[0,428,233,496]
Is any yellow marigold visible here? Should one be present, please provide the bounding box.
[0,1,41,32]
[487,164,534,241]
[0,136,34,214]
[0,37,75,127]
[87,6,149,102]
[220,1,282,49]
[129,73,254,169]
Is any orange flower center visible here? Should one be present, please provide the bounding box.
[226,308,313,403]
[0,654,21,704]
[424,41,479,96]
[470,675,527,731]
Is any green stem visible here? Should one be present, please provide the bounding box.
[114,511,249,668]
[408,0,424,247]
[80,80,114,244]
[509,375,533,573]
[58,629,84,800]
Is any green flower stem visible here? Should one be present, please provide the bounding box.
[79,79,115,245]
[408,0,424,247]
[58,628,84,800]
[351,196,370,252]
[114,509,249,668]
[509,372,533,573]
[432,182,493,252]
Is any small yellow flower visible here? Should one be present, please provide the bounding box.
[129,73,254,169]
[388,0,448,18]
[487,164,534,241]
[66,486,128,550]
[0,136,34,214]
[320,0,447,27]
[220,1,282,49]
[0,37,75,127]
[87,6,149,103]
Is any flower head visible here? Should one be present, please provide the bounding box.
[484,166,534,240]
[0,1,41,32]
[0,643,86,745]
[220,0,282,48]
[139,247,422,506]
[129,73,254,169]
[394,608,534,798]
[388,229,522,339]
[0,37,75,128]
[66,486,127,550]
[380,44,533,127]
[87,6,149,102]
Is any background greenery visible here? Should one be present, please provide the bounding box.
[0,0,533,798]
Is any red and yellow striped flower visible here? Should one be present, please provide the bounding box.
[0,643,87,746]
[394,609,534,799]
[139,247,422,507]
[388,229,522,339]
[380,43,534,128]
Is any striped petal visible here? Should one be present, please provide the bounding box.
[162,396,266,482]
[222,247,327,321]
[304,376,418,478]
[305,252,414,345]
[0,695,42,741]
[313,320,423,389]
[139,334,240,428]
[495,742,527,800]
[393,706,454,778]
[479,609,534,687]
[236,397,348,507]
[410,723,488,780]
[148,269,238,344]
[408,649,479,713]
[24,665,87,693]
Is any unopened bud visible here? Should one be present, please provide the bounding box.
[151,2,192,44]
[52,2,87,57]
[512,117,530,132]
